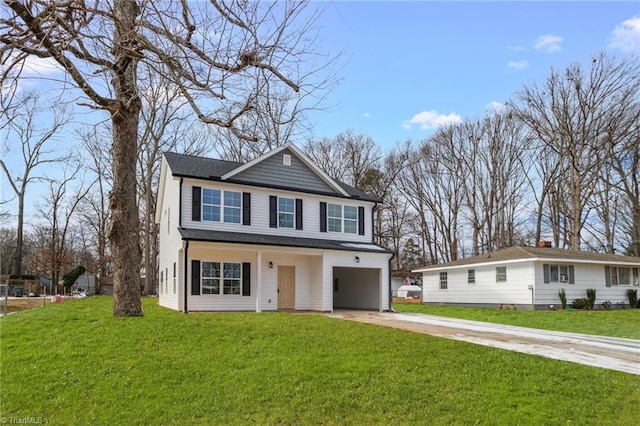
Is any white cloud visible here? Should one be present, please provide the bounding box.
[608,16,640,53]
[363,112,371,118]
[533,34,563,53]
[402,110,462,130]
[485,101,506,113]
[507,60,528,70]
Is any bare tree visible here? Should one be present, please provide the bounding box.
[35,159,92,289]
[2,1,333,315]
[0,90,71,276]
[513,53,637,250]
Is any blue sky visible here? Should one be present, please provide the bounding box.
[307,1,640,148]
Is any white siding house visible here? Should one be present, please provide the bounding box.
[155,143,393,312]
[413,246,640,310]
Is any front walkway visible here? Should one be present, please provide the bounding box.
[327,311,640,375]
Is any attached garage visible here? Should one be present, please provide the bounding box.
[333,267,381,310]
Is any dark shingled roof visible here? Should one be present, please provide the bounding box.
[179,228,392,254]
[163,151,380,202]
[414,246,640,271]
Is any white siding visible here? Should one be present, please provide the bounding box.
[158,171,183,311]
[422,261,535,306]
[181,178,374,243]
[533,262,637,307]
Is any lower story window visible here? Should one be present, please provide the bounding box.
[439,272,448,289]
[223,263,241,295]
[496,266,507,282]
[202,262,242,295]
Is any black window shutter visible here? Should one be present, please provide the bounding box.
[191,260,201,295]
[543,264,550,283]
[242,192,251,225]
[192,186,201,221]
[568,265,575,284]
[242,262,251,296]
[605,266,611,287]
[320,202,327,232]
[295,198,303,230]
[358,206,365,235]
[269,196,277,228]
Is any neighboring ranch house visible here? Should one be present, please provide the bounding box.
[413,245,640,310]
[155,143,393,312]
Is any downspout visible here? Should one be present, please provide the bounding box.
[183,240,189,314]
[178,178,183,228]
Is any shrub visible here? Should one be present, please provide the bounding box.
[558,288,567,309]
[627,289,638,309]
[572,298,591,310]
[602,300,612,310]
[586,289,596,310]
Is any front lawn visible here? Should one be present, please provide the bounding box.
[1,297,638,425]
[393,303,640,339]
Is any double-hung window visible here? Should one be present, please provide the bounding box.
[343,206,358,234]
[278,198,294,228]
[202,262,221,294]
[202,189,241,223]
[202,189,221,222]
[467,269,476,284]
[439,272,448,289]
[327,204,358,233]
[223,263,241,295]
[610,267,631,286]
[328,204,342,232]
[496,266,507,282]
[201,262,242,295]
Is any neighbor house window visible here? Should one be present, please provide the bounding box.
[160,270,163,294]
[439,272,448,289]
[165,267,168,294]
[202,189,241,223]
[634,268,639,286]
[278,197,294,228]
[467,269,475,284]
[610,267,632,286]
[496,266,507,282]
[328,203,342,232]
[551,265,569,282]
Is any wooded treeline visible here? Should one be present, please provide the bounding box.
[1,50,638,295]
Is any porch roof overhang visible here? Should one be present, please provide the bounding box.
[178,228,393,254]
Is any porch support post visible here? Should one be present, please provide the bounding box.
[256,250,262,312]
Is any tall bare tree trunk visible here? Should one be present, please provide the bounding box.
[109,0,142,316]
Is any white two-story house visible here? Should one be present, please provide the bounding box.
[155,143,393,312]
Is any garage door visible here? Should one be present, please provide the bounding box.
[333,267,380,310]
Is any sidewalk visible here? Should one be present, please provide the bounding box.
[328,311,640,375]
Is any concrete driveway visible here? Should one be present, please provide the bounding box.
[328,311,640,375]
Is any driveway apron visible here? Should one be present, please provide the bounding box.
[328,311,640,375]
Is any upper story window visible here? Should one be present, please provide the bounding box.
[320,202,364,235]
[327,204,357,234]
[496,266,507,282]
[198,188,242,224]
[279,197,294,228]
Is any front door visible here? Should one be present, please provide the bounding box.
[278,266,295,309]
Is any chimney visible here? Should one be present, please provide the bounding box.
[537,241,552,248]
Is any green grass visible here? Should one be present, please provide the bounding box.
[393,303,640,339]
[1,297,639,425]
